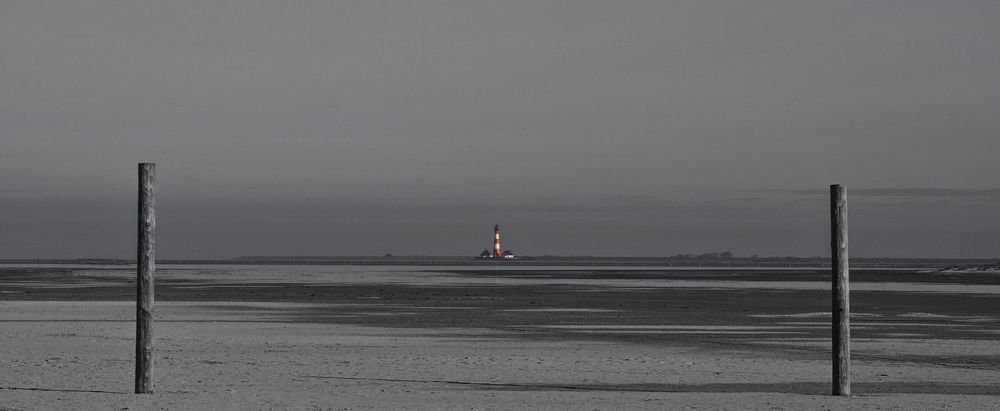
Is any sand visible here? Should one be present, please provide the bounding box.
[2,265,999,409]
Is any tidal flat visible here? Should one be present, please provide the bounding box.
[2,264,999,409]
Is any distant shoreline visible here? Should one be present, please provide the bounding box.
[1,256,997,269]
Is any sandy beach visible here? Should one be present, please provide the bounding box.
[2,264,999,409]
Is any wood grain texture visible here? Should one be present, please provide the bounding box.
[830,184,850,396]
[136,163,155,394]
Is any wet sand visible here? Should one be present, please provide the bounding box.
[2,265,999,409]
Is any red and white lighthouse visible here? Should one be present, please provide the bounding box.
[494,224,502,257]
[478,224,516,259]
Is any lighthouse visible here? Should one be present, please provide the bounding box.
[494,224,502,257]
[478,225,516,259]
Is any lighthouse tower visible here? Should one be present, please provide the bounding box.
[477,224,516,259]
[494,224,502,257]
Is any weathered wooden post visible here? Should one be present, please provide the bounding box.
[830,184,850,396]
[136,163,155,393]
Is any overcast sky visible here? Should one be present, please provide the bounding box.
[2,1,999,259]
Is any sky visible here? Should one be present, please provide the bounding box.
[2,1,999,259]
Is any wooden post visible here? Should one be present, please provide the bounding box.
[830,184,850,396]
[136,163,155,394]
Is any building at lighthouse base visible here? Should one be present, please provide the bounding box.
[478,249,517,259]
